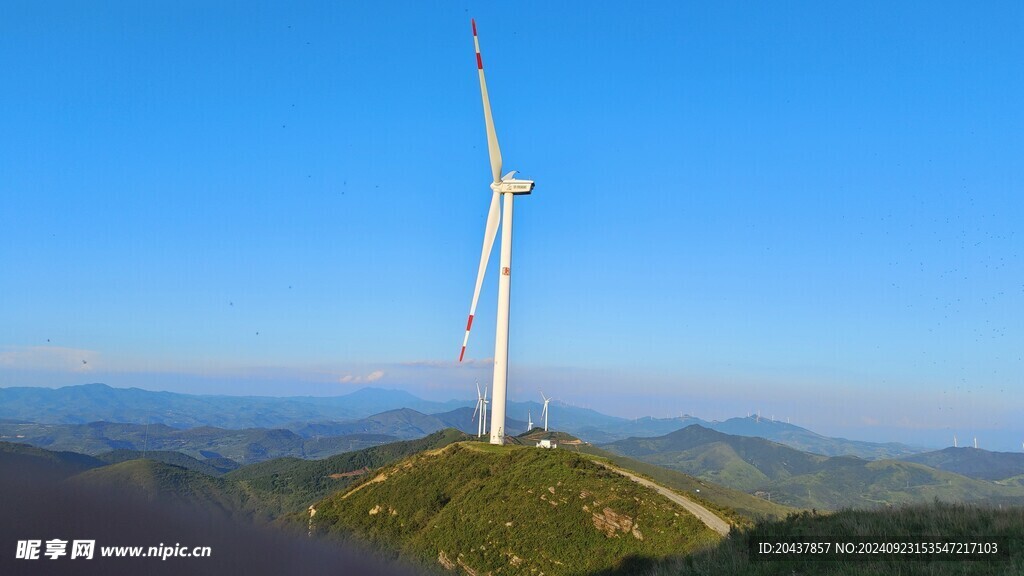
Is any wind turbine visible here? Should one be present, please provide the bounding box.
[541,392,552,432]
[458,19,535,445]
[471,382,486,438]
[482,384,490,436]
[527,410,533,432]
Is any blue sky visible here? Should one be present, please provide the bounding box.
[1,2,1021,448]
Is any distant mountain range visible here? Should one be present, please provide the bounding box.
[0,383,468,428]
[602,425,1024,510]
[0,384,926,458]
[0,405,532,463]
[0,420,397,464]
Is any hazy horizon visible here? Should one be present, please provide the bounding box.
[2,379,1021,453]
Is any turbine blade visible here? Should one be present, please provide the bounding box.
[472,400,480,421]
[472,19,502,184]
[460,190,501,361]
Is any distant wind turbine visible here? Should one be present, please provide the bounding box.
[541,392,552,432]
[527,410,533,433]
[468,381,489,434]
[471,382,486,438]
[482,385,489,436]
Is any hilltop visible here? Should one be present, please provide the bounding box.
[96,448,240,475]
[311,442,723,576]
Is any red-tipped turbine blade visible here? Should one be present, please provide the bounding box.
[460,189,501,361]
[472,19,503,185]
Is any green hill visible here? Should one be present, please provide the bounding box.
[67,459,251,519]
[604,425,1024,510]
[900,447,1024,481]
[226,428,470,519]
[769,458,1024,510]
[605,425,826,490]
[517,428,587,444]
[311,442,722,576]
[97,449,238,475]
[576,445,797,523]
[0,440,104,478]
[647,501,1024,575]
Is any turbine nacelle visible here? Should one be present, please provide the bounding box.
[492,171,534,195]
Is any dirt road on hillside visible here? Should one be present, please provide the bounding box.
[600,464,732,536]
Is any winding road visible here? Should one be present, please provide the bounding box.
[600,463,732,536]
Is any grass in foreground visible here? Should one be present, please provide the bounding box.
[644,501,1024,576]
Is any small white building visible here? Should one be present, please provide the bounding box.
[536,439,557,449]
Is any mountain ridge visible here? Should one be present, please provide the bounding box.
[0,383,932,456]
[602,424,1024,510]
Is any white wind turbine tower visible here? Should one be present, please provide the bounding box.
[458,19,535,445]
[541,392,552,432]
[527,410,533,432]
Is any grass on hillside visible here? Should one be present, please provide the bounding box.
[644,501,1024,576]
[313,442,721,576]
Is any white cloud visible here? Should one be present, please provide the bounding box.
[0,346,99,373]
[337,369,385,384]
